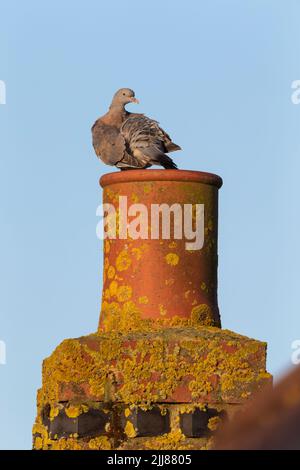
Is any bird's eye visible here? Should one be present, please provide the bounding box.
[123,93,126,96]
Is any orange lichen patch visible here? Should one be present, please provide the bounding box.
[100,299,218,333]
[165,253,179,266]
[109,281,118,297]
[257,370,272,381]
[188,377,213,398]
[117,285,133,302]
[34,436,43,450]
[99,298,225,338]
[125,421,137,438]
[41,341,98,403]
[32,423,48,439]
[101,300,147,333]
[88,436,112,450]
[159,304,167,316]
[118,435,202,450]
[47,437,83,450]
[49,405,60,420]
[179,403,207,414]
[65,404,88,418]
[107,265,116,279]
[116,250,132,272]
[145,430,191,450]
[124,408,131,417]
[191,304,214,326]
[138,296,149,305]
[104,289,111,300]
[208,416,221,431]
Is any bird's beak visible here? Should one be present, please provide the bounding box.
[130,97,139,104]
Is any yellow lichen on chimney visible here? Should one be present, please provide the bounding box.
[125,421,136,438]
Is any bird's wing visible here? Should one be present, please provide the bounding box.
[126,114,181,153]
[91,119,126,166]
[119,115,178,169]
[115,152,150,169]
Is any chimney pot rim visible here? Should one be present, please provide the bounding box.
[100,169,223,189]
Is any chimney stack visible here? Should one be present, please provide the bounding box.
[33,170,271,450]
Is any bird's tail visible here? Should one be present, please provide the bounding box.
[157,153,178,169]
[141,147,178,169]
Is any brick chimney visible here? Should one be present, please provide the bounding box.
[33,170,271,450]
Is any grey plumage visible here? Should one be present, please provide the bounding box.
[91,88,181,170]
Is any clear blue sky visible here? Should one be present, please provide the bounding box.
[0,0,300,449]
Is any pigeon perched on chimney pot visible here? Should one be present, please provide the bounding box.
[91,88,181,170]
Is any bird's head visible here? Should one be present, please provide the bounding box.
[110,88,139,108]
